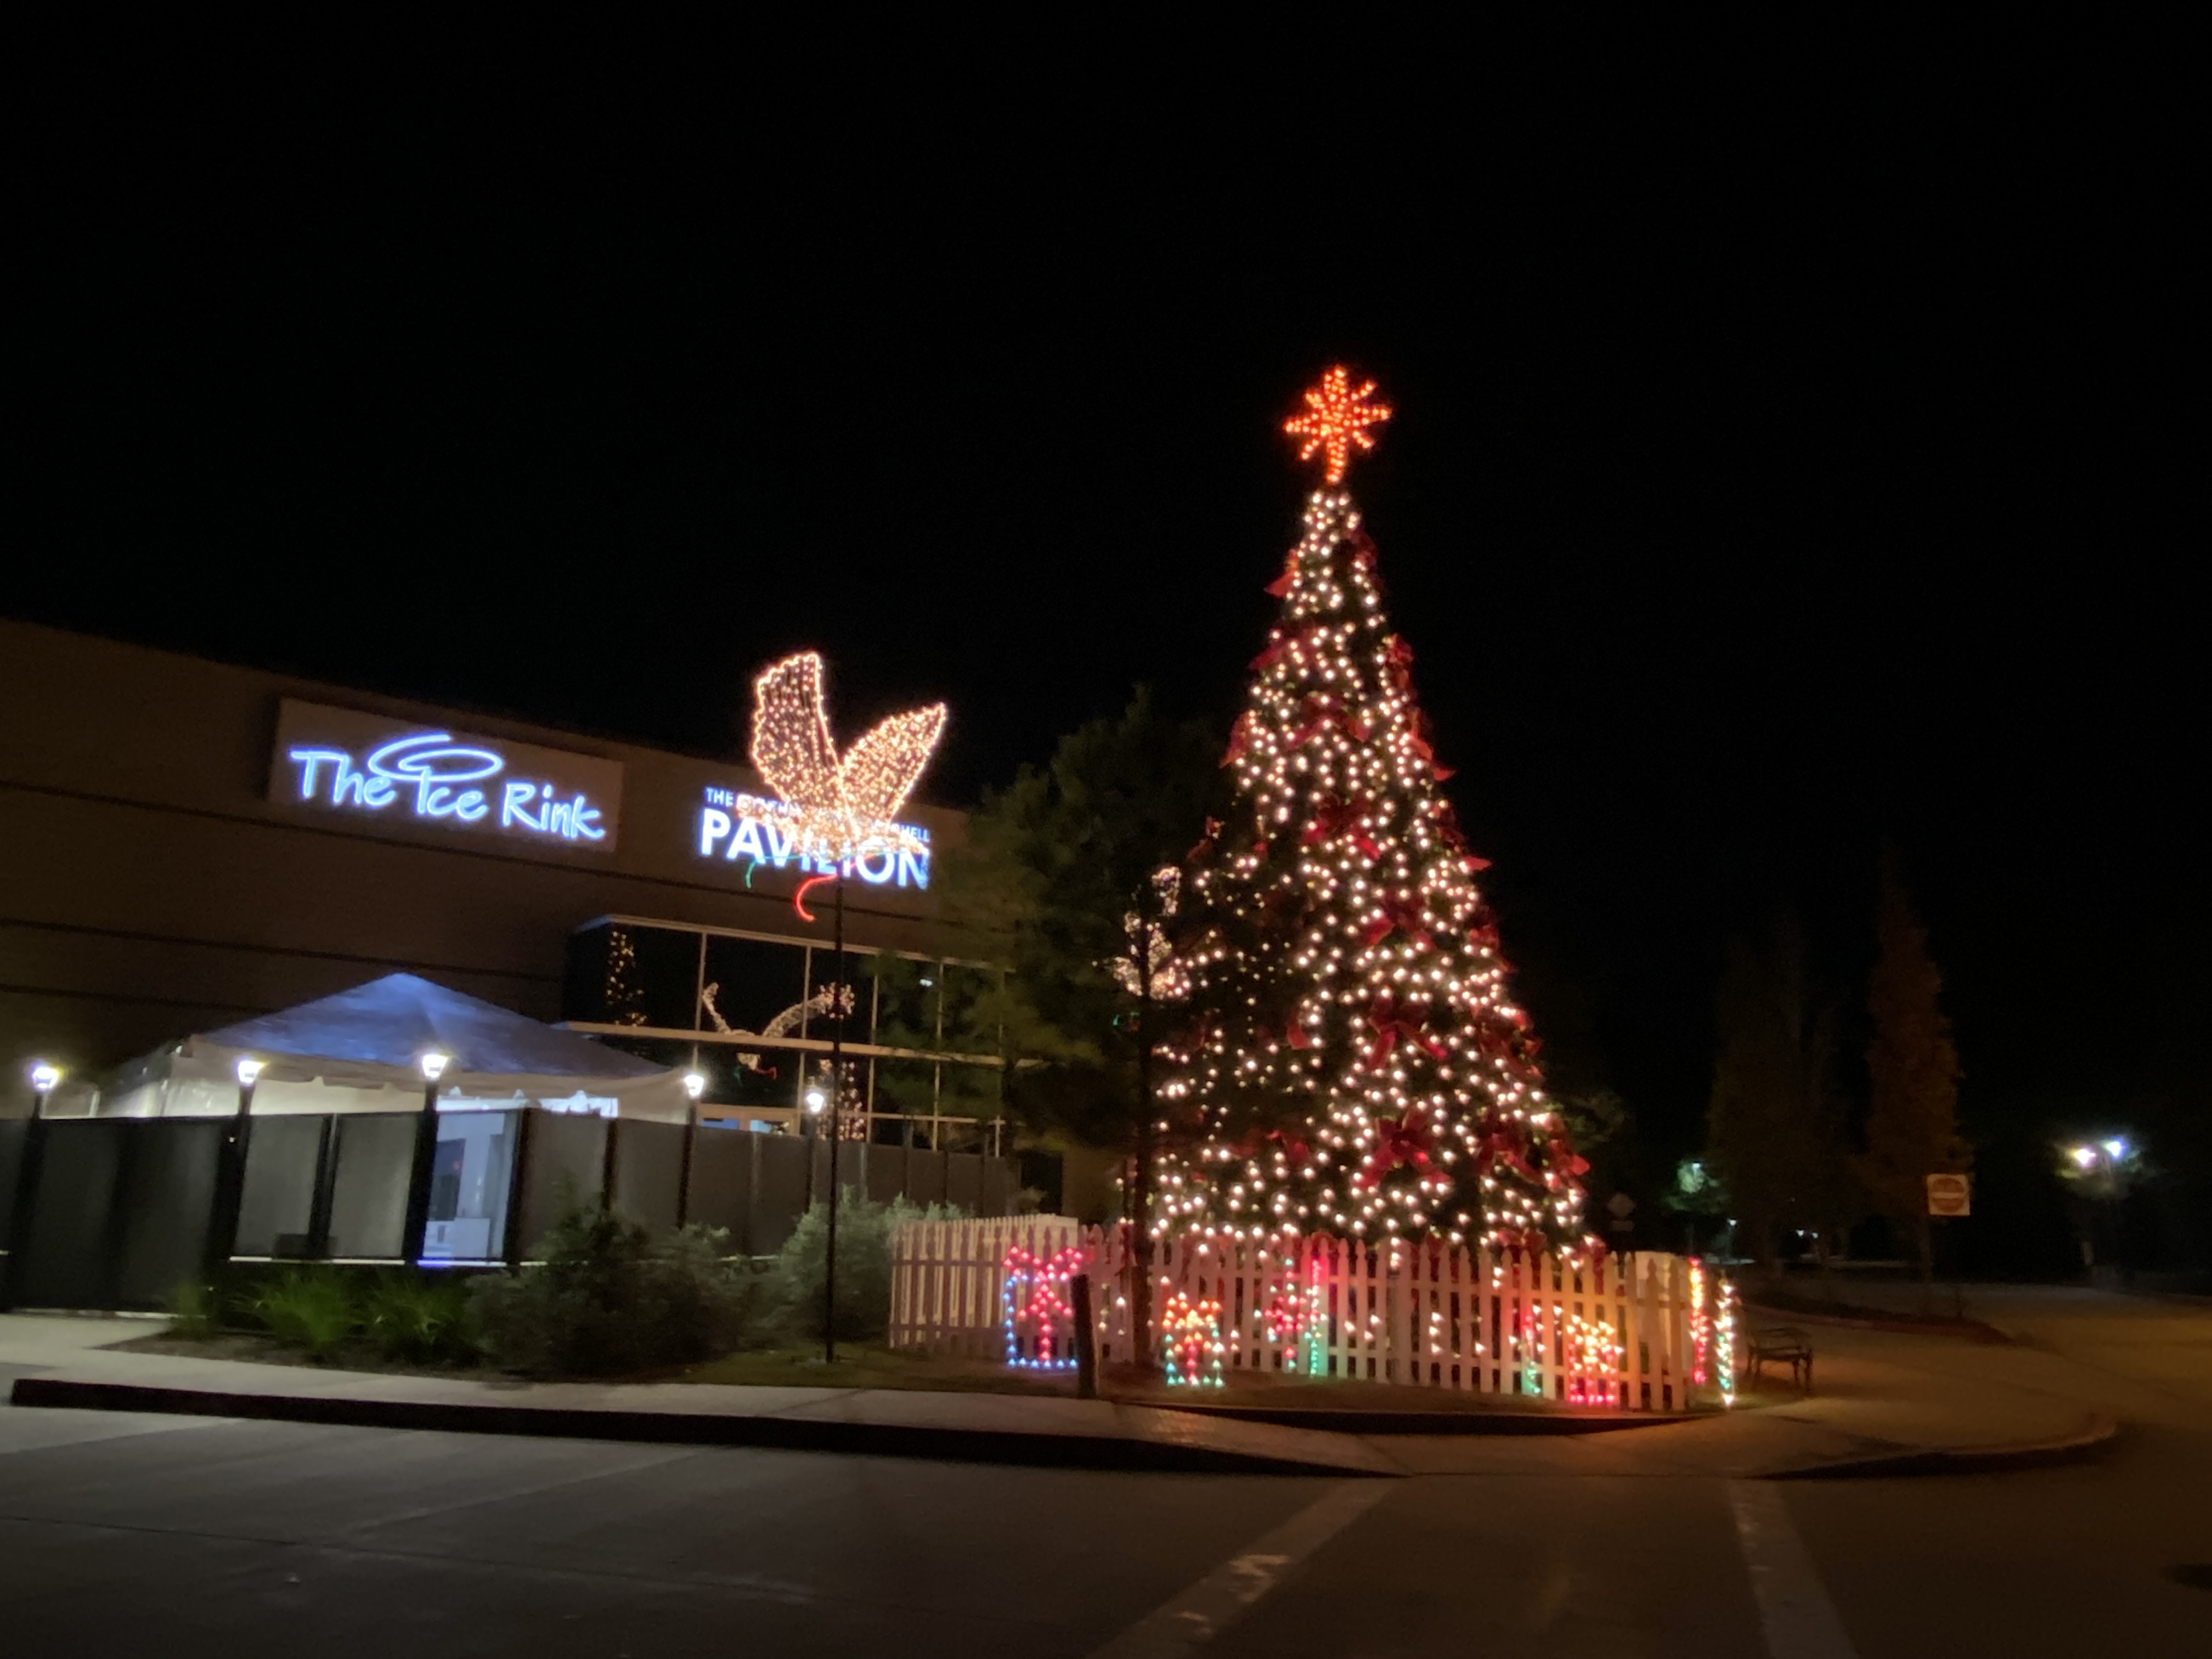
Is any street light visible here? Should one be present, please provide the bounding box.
[2069,1145,2099,1170]
[683,1071,706,1102]
[5,1063,66,1308]
[400,1052,453,1266]
[235,1056,265,1088]
[2103,1138,2129,1160]
[804,1087,827,1116]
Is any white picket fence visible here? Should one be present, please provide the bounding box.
[890,1219,1711,1411]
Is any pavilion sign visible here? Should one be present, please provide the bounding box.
[269,698,625,851]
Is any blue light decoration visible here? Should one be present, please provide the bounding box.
[695,787,932,888]
[286,732,608,843]
[1001,1243,1085,1372]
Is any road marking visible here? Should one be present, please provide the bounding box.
[1728,1480,1859,1659]
[1085,1480,1394,1659]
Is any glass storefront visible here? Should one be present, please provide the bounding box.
[562,916,1006,1147]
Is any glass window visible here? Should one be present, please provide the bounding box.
[325,1114,415,1260]
[806,945,867,1042]
[562,922,699,1029]
[701,934,808,1039]
[422,1110,516,1263]
[868,954,940,1051]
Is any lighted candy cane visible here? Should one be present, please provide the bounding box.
[1161,1291,1226,1387]
[1688,1259,1711,1389]
[1001,1244,1086,1372]
[1715,1276,1740,1408]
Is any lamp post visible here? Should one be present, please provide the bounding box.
[400,1051,450,1267]
[820,875,850,1363]
[676,1070,706,1227]
[205,1056,263,1277]
[2,1061,63,1309]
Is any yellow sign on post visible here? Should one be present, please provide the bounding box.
[1926,1173,1972,1217]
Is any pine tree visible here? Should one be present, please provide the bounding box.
[1857,854,1967,1281]
[1158,370,1590,1255]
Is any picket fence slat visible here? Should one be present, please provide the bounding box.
[888,1221,1706,1413]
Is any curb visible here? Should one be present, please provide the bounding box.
[1142,1401,1701,1437]
[1767,1413,2121,1480]
[7,1374,1392,1479]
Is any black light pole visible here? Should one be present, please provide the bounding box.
[399,1051,450,1266]
[2,1061,62,1310]
[822,876,847,1364]
[206,1055,263,1277]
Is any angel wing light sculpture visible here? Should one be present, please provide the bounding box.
[748,651,947,868]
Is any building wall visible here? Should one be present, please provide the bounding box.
[0,619,965,1111]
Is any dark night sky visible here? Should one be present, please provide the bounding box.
[8,20,2199,1173]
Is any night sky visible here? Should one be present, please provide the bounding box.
[9,25,2198,1193]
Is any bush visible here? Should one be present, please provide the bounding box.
[161,1277,222,1341]
[364,1272,478,1365]
[252,1268,357,1360]
[470,1201,756,1378]
[771,1192,964,1342]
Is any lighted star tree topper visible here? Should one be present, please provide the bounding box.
[749,651,947,867]
[1157,368,1592,1256]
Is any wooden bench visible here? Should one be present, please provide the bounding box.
[1748,1324,1813,1392]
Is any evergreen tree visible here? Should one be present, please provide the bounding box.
[1159,370,1589,1254]
[1857,854,1967,1281]
[1703,913,1851,1270]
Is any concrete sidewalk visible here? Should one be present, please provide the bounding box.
[1,1313,2114,1480]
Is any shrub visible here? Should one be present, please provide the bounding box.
[469,1201,757,1378]
[771,1192,964,1342]
[252,1268,357,1360]
[364,1272,479,1365]
[161,1277,222,1342]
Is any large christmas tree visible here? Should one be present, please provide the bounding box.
[1159,368,1589,1255]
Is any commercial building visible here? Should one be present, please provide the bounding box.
[0,617,998,1132]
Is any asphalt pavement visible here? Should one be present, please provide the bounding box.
[2,1286,2208,1656]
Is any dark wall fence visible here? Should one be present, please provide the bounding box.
[0,1109,1020,1313]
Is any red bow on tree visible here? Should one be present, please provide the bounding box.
[1365,992,1449,1069]
[1286,1014,1318,1049]
[1249,622,1315,674]
[1302,793,1381,857]
[1381,634,1416,695]
[1351,1113,1441,1192]
[1359,891,1435,952]
[1267,1126,1313,1166]
[1263,550,1300,597]
[1222,710,1255,768]
[1291,694,1369,751]
[1349,529,1381,577]
[1186,817,1222,865]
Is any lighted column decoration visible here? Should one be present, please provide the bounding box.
[748,651,946,1363]
[1001,1242,1086,1371]
[1156,368,1593,1257]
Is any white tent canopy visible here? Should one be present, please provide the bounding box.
[97,972,691,1124]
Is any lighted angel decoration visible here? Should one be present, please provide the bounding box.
[748,651,947,861]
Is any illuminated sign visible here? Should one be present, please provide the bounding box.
[694,787,930,888]
[269,699,624,851]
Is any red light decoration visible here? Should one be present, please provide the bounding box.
[1283,366,1392,484]
[792,873,833,922]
